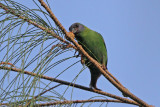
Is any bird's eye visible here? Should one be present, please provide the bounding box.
[75,24,79,28]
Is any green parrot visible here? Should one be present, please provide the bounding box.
[69,23,108,90]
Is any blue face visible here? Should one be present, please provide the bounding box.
[69,23,84,34]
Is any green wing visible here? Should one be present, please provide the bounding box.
[77,28,108,67]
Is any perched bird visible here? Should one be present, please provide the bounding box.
[69,23,108,90]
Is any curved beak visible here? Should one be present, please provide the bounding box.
[72,28,77,34]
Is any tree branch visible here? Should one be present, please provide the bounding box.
[0,66,139,106]
[37,0,151,106]
[0,3,76,50]
[34,99,133,106]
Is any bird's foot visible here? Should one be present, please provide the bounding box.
[81,58,85,65]
[81,54,86,65]
[65,32,75,42]
[101,64,107,70]
[94,87,101,91]
[90,85,101,91]
[67,32,75,39]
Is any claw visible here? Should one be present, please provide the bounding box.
[81,54,85,65]
[93,87,101,91]
[66,32,75,41]
[101,64,107,70]
[90,85,101,91]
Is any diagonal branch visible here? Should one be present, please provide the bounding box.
[0,66,139,106]
[38,0,151,106]
[0,3,76,50]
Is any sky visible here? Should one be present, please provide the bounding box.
[1,0,160,107]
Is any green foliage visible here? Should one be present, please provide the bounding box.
[0,0,87,106]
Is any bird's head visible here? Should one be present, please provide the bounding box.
[69,23,85,35]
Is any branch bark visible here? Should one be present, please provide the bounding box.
[0,66,139,106]
[34,99,131,106]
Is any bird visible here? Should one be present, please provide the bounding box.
[69,23,108,90]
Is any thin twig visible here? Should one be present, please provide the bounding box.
[37,0,151,106]
[24,84,61,107]
[0,103,9,106]
[0,66,139,106]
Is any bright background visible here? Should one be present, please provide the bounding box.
[3,0,160,107]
